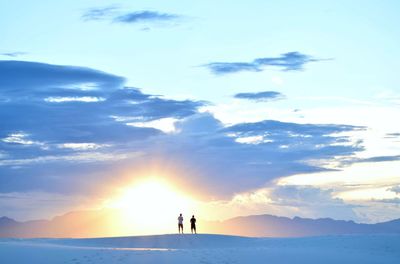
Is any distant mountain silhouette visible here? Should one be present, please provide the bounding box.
[0,216,19,227]
[205,214,400,237]
[1,212,399,238]
[0,210,121,238]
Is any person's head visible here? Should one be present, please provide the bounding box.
[180,213,182,216]
[192,215,194,218]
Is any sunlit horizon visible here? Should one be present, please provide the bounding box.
[103,177,197,235]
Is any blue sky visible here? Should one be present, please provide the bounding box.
[1,0,400,223]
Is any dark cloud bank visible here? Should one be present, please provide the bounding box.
[0,60,366,198]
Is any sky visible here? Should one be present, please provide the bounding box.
[1,0,400,229]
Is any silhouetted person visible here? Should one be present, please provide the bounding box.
[178,213,184,234]
[190,215,197,234]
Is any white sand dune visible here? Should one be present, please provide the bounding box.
[1,234,399,264]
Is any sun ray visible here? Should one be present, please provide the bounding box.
[106,178,196,235]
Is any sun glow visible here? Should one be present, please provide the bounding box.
[107,178,196,235]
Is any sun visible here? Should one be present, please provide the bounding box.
[107,178,196,235]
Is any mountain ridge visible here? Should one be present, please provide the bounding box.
[1,212,399,238]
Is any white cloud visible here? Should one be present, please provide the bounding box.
[44,96,105,103]
[2,132,47,149]
[0,151,141,166]
[235,135,273,144]
[127,117,178,133]
[3,132,36,145]
[57,143,110,150]
[279,160,400,191]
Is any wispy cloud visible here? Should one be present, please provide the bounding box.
[388,185,400,194]
[204,52,324,75]
[82,6,181,26]
[254,52,320,71]
[81,6,119,21]
[0,52,27,58]
[114,11,179,24]
[340,155,400,166]
[360,155,400,163]
[234,91,285,102]
[385,132,400,139]
[205,62,261,74]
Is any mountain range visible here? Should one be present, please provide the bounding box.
[1,211,399,238]
[206,214,400,237]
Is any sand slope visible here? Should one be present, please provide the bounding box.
[1,234,399,264]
